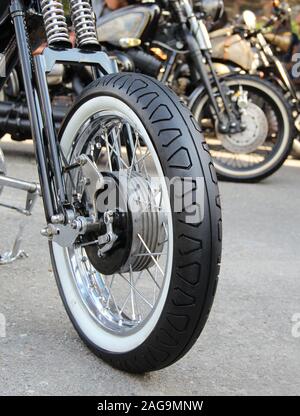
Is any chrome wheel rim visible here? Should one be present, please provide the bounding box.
[62,107,173,337]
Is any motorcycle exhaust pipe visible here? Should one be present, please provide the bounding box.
[0,101,66,122]
[0,101,66,140]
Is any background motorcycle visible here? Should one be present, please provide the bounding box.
[210,0,300,158]
[95,0,294,182]
[253,1,300,159]
[0,0,222,373]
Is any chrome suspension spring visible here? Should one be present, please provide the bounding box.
[41,0,70,47]
[69,0,99,48]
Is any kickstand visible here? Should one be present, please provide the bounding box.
[0,223,29,264]
[0,176,40,265]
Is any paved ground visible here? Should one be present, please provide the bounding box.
[0,136,299,396]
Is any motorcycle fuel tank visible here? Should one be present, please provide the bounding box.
[210,27,258,73]
[97,4,160,48]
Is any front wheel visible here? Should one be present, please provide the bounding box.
[50,74,222,373]
[191,75,294,182]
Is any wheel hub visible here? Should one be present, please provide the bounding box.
[84,172,165,275]
[217,102,269,154]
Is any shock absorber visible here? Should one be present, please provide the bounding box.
[69,0,99,49]
[41,0,71,48]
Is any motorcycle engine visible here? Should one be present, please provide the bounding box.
[3,70,20,98]
[3,65,65,99]
[47,64,65,86]
[126,49,163,77]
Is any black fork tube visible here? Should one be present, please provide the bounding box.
[34,55,67,207]
[183,29,234,132]
[10,0,55,221]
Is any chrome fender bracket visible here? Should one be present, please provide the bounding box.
[43,154,105,248]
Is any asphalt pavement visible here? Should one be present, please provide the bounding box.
[0,136,299,396]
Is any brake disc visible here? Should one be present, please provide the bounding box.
[217,102,269,154]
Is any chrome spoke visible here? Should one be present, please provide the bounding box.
[119,273,153,309]
[130,266,136,320]
[119,270,142,317]
[125,123,138,169]
[159,222,169,246]
[135,150,151,172]
[105,274,115,308]
[106,135,130,170]
[153,266,159,304]
[146,268,161,290]
[128,130,141,177]
[106,275,122,316]
[137,233,165,277]
[103,128,113,172]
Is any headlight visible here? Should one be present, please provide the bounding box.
[194,0,225,22]
[242,10,257,31]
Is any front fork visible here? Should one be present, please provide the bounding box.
[10,0,61,222]
[0,0,116,261]
[177,0,243,134]
[11,0,115,218]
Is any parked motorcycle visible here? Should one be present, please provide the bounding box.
[210,0,300,158]
[0,0,222,373]
[95,0,294,182]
